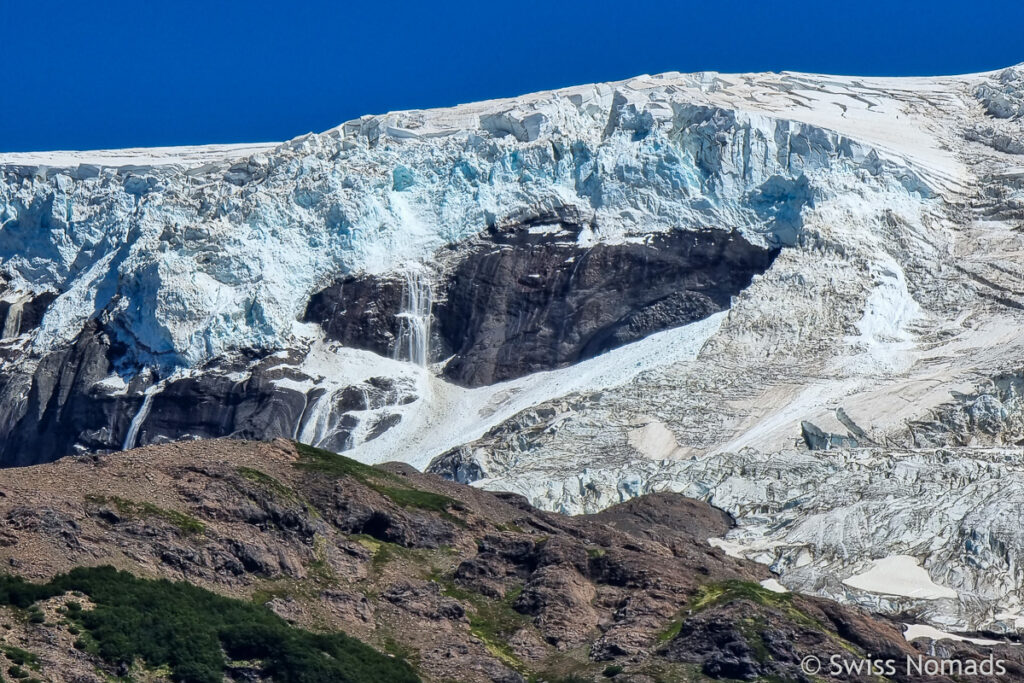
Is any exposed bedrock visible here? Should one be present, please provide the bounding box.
[0,327,309,465]
[302,277,405,358]
[438,226,779,386]
[0,222,779,466]
[0,317,426,465]
[130,355,311,448]
[304,225,780,387]
[0,321,122,466]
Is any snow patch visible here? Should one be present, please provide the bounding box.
[760,579,789,594]
[627,419,681,460]
[843,555,957,600]
[903,624,1002,646]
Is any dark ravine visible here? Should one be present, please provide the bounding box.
[0,438,1018,682]
[0,225,778,466]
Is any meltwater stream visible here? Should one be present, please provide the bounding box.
[296,266,435,451]
[393,267,434,367]
[1,298,25,339]
[123,382,165,450]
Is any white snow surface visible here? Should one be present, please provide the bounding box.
[903,624,1002,646]
[274,312,724,469]
[842,555,958,600]
[760,579,789,594]
[0,143,277,170]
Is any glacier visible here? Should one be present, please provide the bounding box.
[2,64,1024,634]
[1,69,952,368]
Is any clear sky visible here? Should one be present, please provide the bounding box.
[2,0,1022,152]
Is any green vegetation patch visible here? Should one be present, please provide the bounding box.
[376,486,461,515]
[659,580,817,645]
[437,579,531,670]
[293,442,465,524]
[237,466,296,499]
[691,580,822,630]
[293,442,392,484]
[0,567,419,683]
[0,647,38,670]
[657,618,683,643]
[691,580,794,612]
[85,495,205,535]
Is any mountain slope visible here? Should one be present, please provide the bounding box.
[0,438,1021,682]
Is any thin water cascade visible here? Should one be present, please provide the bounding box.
[298,389,335,447]
[1,299,25,339]
[393,267,434,367]
[123,381,164,450]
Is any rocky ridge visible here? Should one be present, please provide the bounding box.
[1,439,1020,681]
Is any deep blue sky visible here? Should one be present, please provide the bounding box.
[2,0,1022,153]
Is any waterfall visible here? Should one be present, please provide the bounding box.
[298,389,333,447]
[123,382,163,450]
[1,300,25,339]
[393,267,433,367]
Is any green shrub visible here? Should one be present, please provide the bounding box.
[293,442,391,484]
[0,567,419,683]
[0,647,37,668]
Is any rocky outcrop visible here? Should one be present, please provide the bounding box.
[906,371,1024,447]
[303,224,779,386]
[436,226,778,386]
[0,290,57,340]
[0,438,1020,682]
[303,275,407,358]
[0,320,122,465]
[0,217,776,465]
[801,420,860,450]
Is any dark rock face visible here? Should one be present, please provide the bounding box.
[801,420,860,450]
[382,581,467,621]
[302,275,406,358]
[0,333,313,466]
[586,492,735,548]
[0,291,58,339]
[0,326,420,465]
[138,355,310,447]
[439,226,778,386]
[0,321,125,466]
[305,225,779,387]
